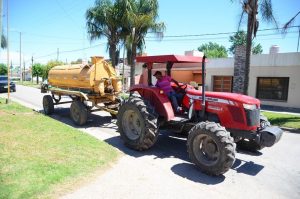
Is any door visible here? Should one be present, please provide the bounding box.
[213,76,233,92]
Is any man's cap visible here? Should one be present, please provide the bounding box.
[153,71,162,76]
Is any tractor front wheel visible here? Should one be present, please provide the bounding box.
[117,97,159,151]
[187,121,236,175]
[43,95,54,115]
[70,100,88,126]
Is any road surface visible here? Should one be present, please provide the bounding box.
[1,85,300,199]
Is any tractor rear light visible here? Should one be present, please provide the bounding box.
[159,90,164,94]
[243,103,256,110]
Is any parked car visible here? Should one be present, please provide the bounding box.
[0,76,16,92]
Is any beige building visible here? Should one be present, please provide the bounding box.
[206,52,300,108]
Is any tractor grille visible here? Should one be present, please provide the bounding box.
[228,106,245,124]
[245,108,260,126]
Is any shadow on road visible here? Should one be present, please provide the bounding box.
[232,159,264,176]
[41,107,266,182]
[171,163,225,184]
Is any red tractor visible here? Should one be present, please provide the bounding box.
[117,55,283,175]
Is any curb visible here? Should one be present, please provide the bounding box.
[281,127,300,134]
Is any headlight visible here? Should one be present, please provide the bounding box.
[243,103,257,110]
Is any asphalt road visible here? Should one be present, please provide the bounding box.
[1,85,300,199]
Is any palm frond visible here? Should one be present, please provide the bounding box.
[259,0,278,28]
[282,11,300,34]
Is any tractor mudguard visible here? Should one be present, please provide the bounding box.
[130,85,175,121]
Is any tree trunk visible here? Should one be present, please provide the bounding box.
[109,43,117,68]
[36,76,39,84]
[244,0,256,95]
[130,43,137,88]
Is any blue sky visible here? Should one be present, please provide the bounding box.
[2,0,300,68]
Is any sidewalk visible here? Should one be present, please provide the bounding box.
[261,105,300,116]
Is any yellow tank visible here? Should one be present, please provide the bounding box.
[48,56,122,95]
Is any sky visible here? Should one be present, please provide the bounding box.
[1,0,300,68]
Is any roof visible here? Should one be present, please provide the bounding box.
[136,55,206,64]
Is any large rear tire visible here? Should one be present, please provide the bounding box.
[117,97,159,151]
[70,100,88,126]
[43,95,54,115]
[187,121,236,176]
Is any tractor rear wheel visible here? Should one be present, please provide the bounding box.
[187,121,236,176]
[43,95,54,115]
[70,100,88,126]
[117,97,159,151]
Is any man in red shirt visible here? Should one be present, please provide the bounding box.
[153,71,182,113]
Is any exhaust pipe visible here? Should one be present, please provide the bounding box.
[201,55,206,118]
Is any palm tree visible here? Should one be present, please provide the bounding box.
[232,0,277,94]
[119,0,165,87]
[86,0,124,67]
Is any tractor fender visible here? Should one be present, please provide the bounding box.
[130,85,175,121]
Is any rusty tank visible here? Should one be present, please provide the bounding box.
[48,56,122,96]
[42,56,123,126]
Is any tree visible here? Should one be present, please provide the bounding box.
[232,0,277,94]
[0,63,7,75]
[198,42,228,58]
[42,60,64,80]
[229,31,263,55]
[119,0,165,87]
[86,0,124,68]
[71,58,83,64]
[32,63,44,84]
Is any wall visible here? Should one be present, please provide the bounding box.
[206,52,300,108]
[248,53,300,108]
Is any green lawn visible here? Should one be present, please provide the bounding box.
[0,98,120,199]
[15,81,41,89]
[262,111,300,129]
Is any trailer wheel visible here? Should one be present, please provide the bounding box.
[187,121,236,176]
[117,97,159,151]
[43,95,54,115]
[70,101,88,126]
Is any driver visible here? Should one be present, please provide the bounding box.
[153,71,182,113]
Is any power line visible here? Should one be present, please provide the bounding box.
[33,42,106,61]
[146,25,300,38]
[146,31,298,42]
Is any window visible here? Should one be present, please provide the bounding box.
[213,76,233,92]
[256,77,289,101]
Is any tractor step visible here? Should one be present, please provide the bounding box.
[170,115,189,122]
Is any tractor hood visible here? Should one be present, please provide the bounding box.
[186,90,260,105]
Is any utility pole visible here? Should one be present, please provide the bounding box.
[57,48,59,61]
[6,0,10,104]
[31,56,33,83]
[10,60,12,78]
[23,60,25,81]
[297,26,300,52]
[19,32,22,83]
[0,0,2,44]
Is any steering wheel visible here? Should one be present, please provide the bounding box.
[174,82,187,93]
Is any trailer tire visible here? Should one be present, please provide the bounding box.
[70,101,88,126]
[43,95,54,115]
[187,121,236,176]
[117,97,159,151]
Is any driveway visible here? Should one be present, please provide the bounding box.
[1,85,300,199]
